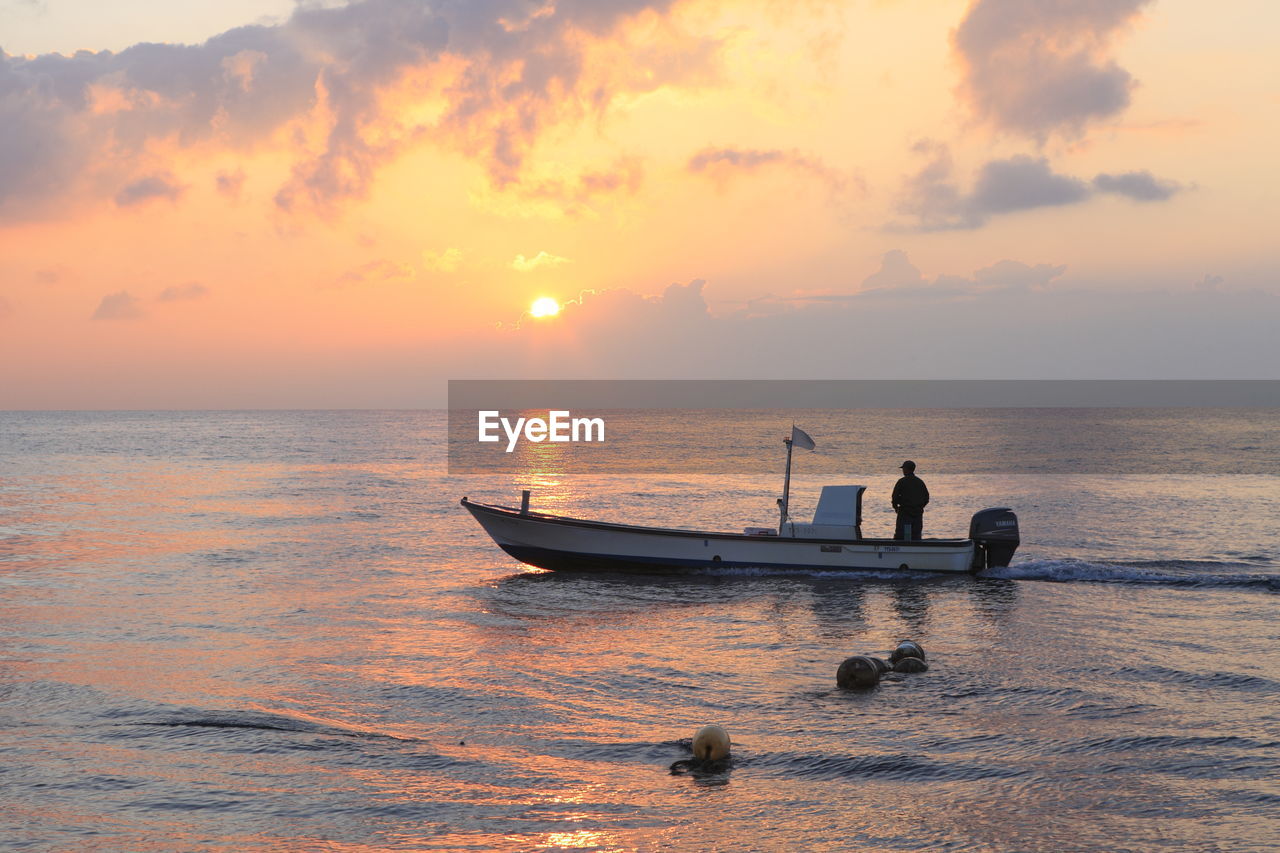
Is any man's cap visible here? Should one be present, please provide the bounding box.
[900,460,916,471]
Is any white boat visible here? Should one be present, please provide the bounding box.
[462,430,1019,575]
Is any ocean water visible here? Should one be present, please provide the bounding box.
[1,410,1278,852]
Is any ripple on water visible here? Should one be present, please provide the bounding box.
[1114,664,1280,693]
[758,750,1027,783]
[1044,733,1279,757]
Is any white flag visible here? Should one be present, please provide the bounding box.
[791,425,816,451]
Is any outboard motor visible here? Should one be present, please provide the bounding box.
[968,508,1019,570]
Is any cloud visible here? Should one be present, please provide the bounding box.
[953,0,1154,139]
[1093,170,1182,202]
[114,172,185,207]
[896,146,1179,230]
[0,0,717,221]
[896,141,972,230]
[861,249,925,291]
[578,159,645,197]
[215,169,246,199]
[333,258,415,287]
[969,155,1091,214]
[512,251,571,272]
[508,158,646,214]
[898,147,1090,230]
[856,251,1065,299]
[422,247,463,273]
[92,290,143,320]
[687,146,848,194]
[970,258,1066,291]
[157,282,208,302]
[689,147,792,171]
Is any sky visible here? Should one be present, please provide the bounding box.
[1,0,1277,408]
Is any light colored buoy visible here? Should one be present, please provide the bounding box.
[889,640,926,664]
[837,655,882,689]
[692,724,731,761]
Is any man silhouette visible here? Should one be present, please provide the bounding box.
[891,460,929,540]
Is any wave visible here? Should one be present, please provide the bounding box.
[1114,664,1280,693]
[985,559,1280,590]
[1046,733,1279,756]
[759,750,1023,783]
[124,708,423,744]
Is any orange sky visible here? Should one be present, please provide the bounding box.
[1,0,1277,407]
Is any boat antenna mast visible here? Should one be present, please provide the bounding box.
[778,436,794,534]
[778,425,815,534]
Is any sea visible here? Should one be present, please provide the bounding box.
[1,409,1277,852]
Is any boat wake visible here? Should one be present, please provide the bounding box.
[985,559,1280,591]
[674,558,1280,591]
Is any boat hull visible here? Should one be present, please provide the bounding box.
[462,499,979,575]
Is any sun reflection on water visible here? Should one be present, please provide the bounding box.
[534,828,624,850]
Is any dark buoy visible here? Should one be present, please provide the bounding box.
[893,657,929,673]
[868,656,891,675]
[837,655,882,689]
[889,640,926,664]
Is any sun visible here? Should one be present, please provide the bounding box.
[529,296,560,318]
